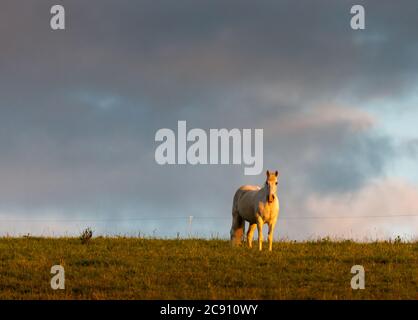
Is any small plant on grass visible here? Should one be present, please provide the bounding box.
[394,235,402,244]
[80,227,93,244]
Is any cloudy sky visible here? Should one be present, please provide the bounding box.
[1,0,418,240]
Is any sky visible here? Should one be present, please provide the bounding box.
[1,0,418,240]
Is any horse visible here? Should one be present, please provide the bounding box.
[230,170,280,251]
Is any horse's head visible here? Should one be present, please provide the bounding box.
[265,170,279,203]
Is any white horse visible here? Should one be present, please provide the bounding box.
[230,170,280,251]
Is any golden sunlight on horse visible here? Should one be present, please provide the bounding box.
[231,170,280,251]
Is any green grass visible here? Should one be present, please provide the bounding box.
[0,237,417,299]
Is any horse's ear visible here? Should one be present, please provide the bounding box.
[275,171,279,177]
[266,170,270,177]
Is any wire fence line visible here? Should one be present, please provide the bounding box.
[0,214,418,222]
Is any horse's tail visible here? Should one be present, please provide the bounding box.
[232,188,245,220]
[231,189,240,214]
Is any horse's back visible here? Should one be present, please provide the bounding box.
[233,185,260,203]
[239,185,261,192]
[232,185,260,223]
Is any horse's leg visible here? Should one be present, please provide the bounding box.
[234,216,244,245]
[238,219,245,244]
[268,221,276,251]
[230,213,244,246]
[257,216,264,251]
[246,223,257,248]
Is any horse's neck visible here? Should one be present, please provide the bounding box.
[258,185,268,198]
[257,185,277,200]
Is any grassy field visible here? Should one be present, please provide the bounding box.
[0,237,417,299]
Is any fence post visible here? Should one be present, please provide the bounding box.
[188,216,193,237]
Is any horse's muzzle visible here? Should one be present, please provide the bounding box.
[267,194,275,203]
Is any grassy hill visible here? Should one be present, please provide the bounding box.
[0,237,417,299]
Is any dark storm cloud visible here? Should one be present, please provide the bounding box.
[0,0,417,236]
[3,0,418,101]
